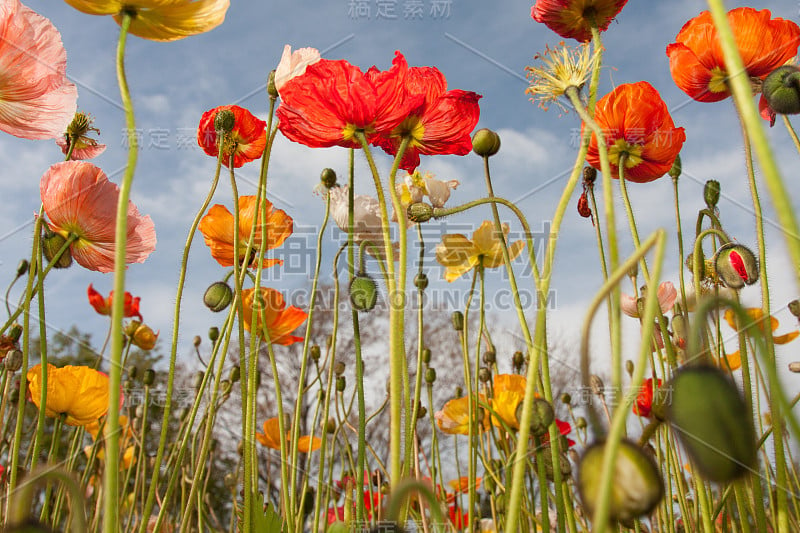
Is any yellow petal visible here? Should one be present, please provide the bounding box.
[435,234,476,267]
[719,351,742,371]
[64,0,124,15]
[773,330,799,345]
[113,0,230,42]
[471,220,501,254]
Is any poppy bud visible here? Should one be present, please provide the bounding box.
[129,323,158,351]
[193,335,201,348]
[336,376,346,392]
[421,348,431,364]
[451,311,464,331]
[4,349,22,372]
[143,369,156,386]
[672,314,688,349]
[583,166,597,186]
[577,192,592,218]
[15,259,28,278]
[267,70,278,99]
[320,168,337,188]
[483,349,496,365]
[762,65,800,115]
[228,366,240,383]
[204,281,233,312]
[668,153,682,180]
[534,449,572,481]
[349,274,378,312]
[589,375,604,396]
[414,273,428,290]
[788,299,800,319]
[713,243,758,289]
[416,405,427,420]
[42,230,72,269]
[666,366,756,483]
[310,345,321,362]
[703,180,721,209]
[789,362,800,373]
[478,367,492,383]
[425,368,436,384]
[214,109,235,134]
[334,361,345,376]
[578,440,664,524]
[407,202,433,223]
[472,128,501,156]
[625,360,634,377]
[576,416,587,429]
[8,324,22,342]
[325,418,337,434]
[560,393,572,405]
[512,351,525,368]
[193,371,204,391]
[208,327,219,343]
[517,397,555,437]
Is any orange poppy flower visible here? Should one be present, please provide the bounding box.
[372,59,481,172]
[256,417,321,453]
[666,8,800,103]
[240,287,307,346]
[720,308,799,371]
[197,105,266,168]
[0,0,77,140]
[276,51,424,149]
[586,81,686,183]
[40,161,156,273]
[27,364,111,426]
[491,374,527,430]
[87,284,142,320]
[434,395,489,435]
[531,0,629,43]
[198,196,293,268]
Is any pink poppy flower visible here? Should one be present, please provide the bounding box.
[40,161,156,273]
[621,281,677,318]
[274,44,321,94]
[0,0,77,139]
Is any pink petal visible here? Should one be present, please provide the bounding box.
[657,282,678,314]
[621,292,640,317]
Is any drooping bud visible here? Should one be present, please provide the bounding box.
[575,417,587,429]
[414,273,428,290]
[668,153,682,180]
[8,324,22,343]
[560,393,571,405]
[578,440,664,525]
[762,65,800,115]
[193,371,205,391]
[267,70,279,99]
[589,375,604,396]
[193,335,201,348]
[471,128,501,157]
[512,351,525,369]
[15,260,28,278]
[703,180,721,209]
[665,366,756,483]
[42,230,72,269]
[320,168,337,188]
[451,311,464,331]
[204,281,233,312]
[214,109,236,134]
[208,327,219,343]
[407,202,433,223]
[713,243,758,289]
[349,274,378,312]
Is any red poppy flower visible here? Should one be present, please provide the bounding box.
[531,0,628,43]
[372,60,481,172]
[197,105,266,168]
[633,377,662,417]
[87,284,142,321]
[585,81,686,183]
[448,505,469,529]
[666,8,800,103]
[542,418,576,448]
[276,51,424,149]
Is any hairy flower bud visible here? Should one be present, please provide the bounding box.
[204,281,233,312]
[472,128,501,156]
[42,230,72,269]
[208,327,219,343]
[350,274,378,312]
[762,65,800,115]
[15,259,28,278]
[336,376,346,392]
[517,397,555,437]
[320,168,337,188]
[788,361,800,373]
[310,345,321,362]
[407,202,433,223]
[668,153,682,179]
[267,70,279,99]
[193,335,201,348]
[703,180,721,209]
[713,243,758,289]
[414,273,429,290]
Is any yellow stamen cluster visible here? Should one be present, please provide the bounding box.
[525,42,598,112]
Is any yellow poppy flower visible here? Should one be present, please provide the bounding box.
[434,395,489,435]
[491,374,527,430]
[435,220,525,282]
[720,308,799,371]
[63,0,229,42]
[27,364,110,426]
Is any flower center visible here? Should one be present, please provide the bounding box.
[709,67,728,93]
[608,139,644,170]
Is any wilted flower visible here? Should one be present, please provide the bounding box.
[525,42,597,111]
[56,112,106,159]
[40,161,156,273]
[0,0,77,139]
[63,0,230,41]
[435,220,525,282]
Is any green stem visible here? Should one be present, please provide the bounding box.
[105,13,136,532]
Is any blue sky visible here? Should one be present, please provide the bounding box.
[3,1,800,386]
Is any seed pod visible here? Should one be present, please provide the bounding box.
[349,274,378,312]
[578,439,664,524]
[583,166,597,186]
[4,350,23,372]
[478,367,492,383]
[665,365,756,483]
[214,109,235,133]
[421,348,431,364]
[482,349,496,365]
